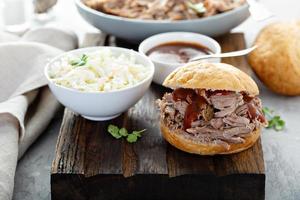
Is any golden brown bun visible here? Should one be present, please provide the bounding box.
[248,21,300,96]
[160,120,261,155]
[163,62,259,96]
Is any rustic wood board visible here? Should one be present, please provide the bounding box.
[51,33,265,200]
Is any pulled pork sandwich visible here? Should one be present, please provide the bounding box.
[157,62,267,155]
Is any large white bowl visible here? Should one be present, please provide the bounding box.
[45,47,154,121]
[75,0,250,42]
[139,32,221,85]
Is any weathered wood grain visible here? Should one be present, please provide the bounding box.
[51,33,265,200]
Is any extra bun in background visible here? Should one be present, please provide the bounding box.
[163,62,259,96]
[248,21,300,96]
[160,62,263,155]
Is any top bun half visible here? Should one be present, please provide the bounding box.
[163,62,259,96]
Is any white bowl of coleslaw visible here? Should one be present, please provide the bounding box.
[45,47,154,121]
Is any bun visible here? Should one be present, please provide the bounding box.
[163,62,259,96]
[248,21,300,96]
[160,120,261,155]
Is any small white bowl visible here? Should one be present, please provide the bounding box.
[45,47,154,121]
[139,32,221,85]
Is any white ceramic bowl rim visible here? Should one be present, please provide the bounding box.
[44,46,155,94]
[138,32,221,66]
[75,0,249,24]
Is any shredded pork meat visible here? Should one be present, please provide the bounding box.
[157,89,266,149]
[84,0,245,20]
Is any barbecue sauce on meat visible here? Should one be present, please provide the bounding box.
[172,88,195,101]
[242,92,267,123]
[247,103,267,123]
[172,88,207,129]
[183,96,207,129]
[242,93,253,103]
[172,88,266,129]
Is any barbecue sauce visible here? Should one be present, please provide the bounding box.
[172,88,267,129]
[242,92,254,103]
[172,88,195,101]
[172,88,207,129]
[183,96,207,129]
[242,92,266,123]
[247,103,267,123]
[147,41,212,63]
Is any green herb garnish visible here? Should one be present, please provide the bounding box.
[119,128,128,137]
[108,124,122,139]
[126,134,138,143]
[187,2,206,14]
[127,130,145,143]
[70,54,88,67]
[107,124,146,143]
[262,107,285,131]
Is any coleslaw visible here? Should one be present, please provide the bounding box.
[48,49,150,92]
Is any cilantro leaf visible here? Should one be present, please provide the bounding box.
[108,125,122,139]
[262,107,285,131]
[273,116,285,131]
[70,54,88,67]
[132,129,146,138]
[107,124,146,143]
[262,107,273,118]
[127,134,138,143]
[127,129,146,143]
[119,128,128,137]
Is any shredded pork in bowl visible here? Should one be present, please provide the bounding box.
[75,0,249,41]
[83,0,246,21]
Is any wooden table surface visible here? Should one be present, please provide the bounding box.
[12,0,300,200]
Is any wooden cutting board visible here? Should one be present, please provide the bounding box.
[51,33,265,200]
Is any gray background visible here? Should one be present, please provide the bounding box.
[12,0,300,199]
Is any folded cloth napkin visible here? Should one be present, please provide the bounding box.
[0,27,79,200]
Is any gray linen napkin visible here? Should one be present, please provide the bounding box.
[0,27,78,200]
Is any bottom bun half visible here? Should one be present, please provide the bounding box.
[160,121,261,155]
